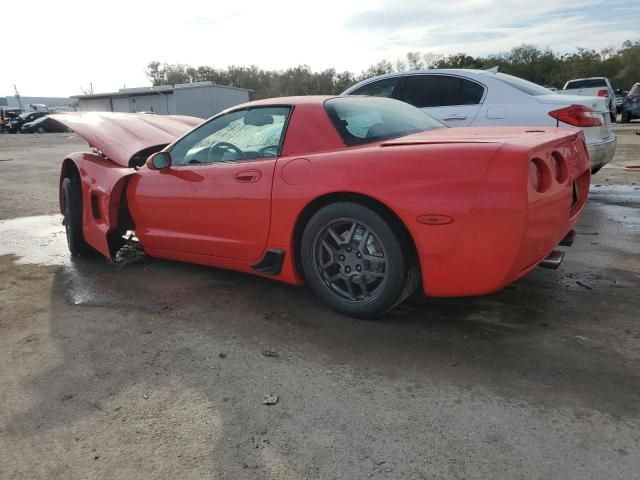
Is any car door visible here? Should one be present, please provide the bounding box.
[129,106,291,262]
[396,74,485,126]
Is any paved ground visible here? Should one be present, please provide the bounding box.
[0,129,639,479]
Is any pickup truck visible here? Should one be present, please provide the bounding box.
[560,77,616,122]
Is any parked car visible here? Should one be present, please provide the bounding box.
[25,103,50,113]
[20,116,70,133]
[560,77,616,122]
[615,89,628,113]
[620,83,640,123]
[4,110,47,133]
[342,69,616,173]
[52,98,590,318]
[0,107,22,132]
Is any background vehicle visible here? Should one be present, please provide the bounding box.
[4,110,47,133]
[615,89,628,113]
[342,69,616,173]
[620,83,640,123]
[25,103,50,113]
[560,77,616,122]
[52,97,590,318]
[20,116,70,133]
[0,107,22,132]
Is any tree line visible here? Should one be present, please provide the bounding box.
[147,41,640,100]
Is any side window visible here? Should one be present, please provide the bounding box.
[350,77,399,98]
[399,75,484,108]
[170,107,291,166]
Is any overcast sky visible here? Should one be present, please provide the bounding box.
[3,0,638,97]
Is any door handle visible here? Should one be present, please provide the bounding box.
[443,115,468,121]
[234,169,262,183]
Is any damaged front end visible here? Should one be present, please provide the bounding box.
[55,112,203,260]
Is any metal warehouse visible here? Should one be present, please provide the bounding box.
[73,81,251,119]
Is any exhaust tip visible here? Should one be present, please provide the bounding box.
[539,251,565,270]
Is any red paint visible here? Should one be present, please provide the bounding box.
[416,215,454,225]
[58,96,590,297]
[281,158,311,185]
[52,112,203,167]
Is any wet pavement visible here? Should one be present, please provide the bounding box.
[0,133,639,479]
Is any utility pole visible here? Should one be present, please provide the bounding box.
[13,84,22,109]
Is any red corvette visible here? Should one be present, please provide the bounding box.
[53,96,590,317]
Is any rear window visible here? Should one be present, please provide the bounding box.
[350,77,399,98]
[564,79,607,90]
[324,97,444,146]
[481,72,552,96]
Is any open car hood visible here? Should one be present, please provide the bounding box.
[51,112,204,167]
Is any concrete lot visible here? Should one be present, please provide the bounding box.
[0,128,639,479]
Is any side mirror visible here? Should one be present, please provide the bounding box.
[148,151,171,170]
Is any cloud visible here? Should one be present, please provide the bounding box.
[344,0,638,57]
[1,0,638,96]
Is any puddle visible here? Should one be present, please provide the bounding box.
[0,214,70,266]
[0,214,238,308]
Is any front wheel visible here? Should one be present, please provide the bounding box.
[300,202,415,318]
[62,177,89,256]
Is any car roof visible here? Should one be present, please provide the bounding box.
[237,95,338,108]
[343,69,498,91]
[565,77,607,81]
[353,68,489,82]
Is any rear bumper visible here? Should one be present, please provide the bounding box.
[416,136,590,298]
[587,137,616,171]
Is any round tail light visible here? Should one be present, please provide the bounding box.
[529,158,549,192]
[549,151,568,184]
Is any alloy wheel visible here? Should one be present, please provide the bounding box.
[312,219,388,302]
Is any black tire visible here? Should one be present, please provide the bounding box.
[610,112,617,123]
[621,111,631,123]
[300,202,415,318]
[62,177,89,256]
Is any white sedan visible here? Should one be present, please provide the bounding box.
[342,69,616,173]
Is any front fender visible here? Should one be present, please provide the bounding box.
[61,153,134,259]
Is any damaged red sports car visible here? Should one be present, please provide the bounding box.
[53,96,590,317]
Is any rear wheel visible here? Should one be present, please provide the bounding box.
[62,177,89,256]
[621,111,631,123]
[300,202,415,318]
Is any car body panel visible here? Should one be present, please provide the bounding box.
[342,69,616,170]
[57,96,591,298]
[127,157,276,261]
[59,153,134,258]
[51,112,203,167]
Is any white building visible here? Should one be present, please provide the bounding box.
[73,81,251,119]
